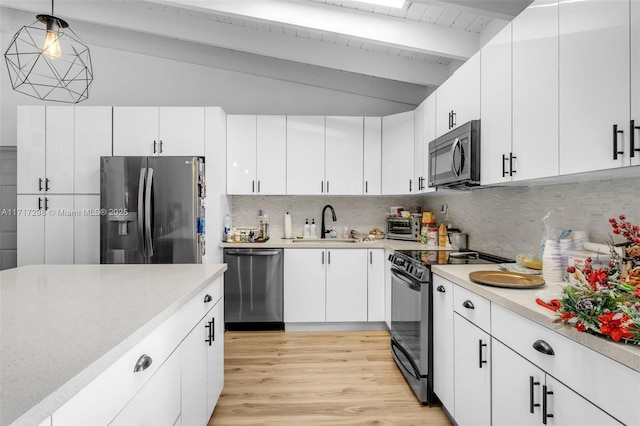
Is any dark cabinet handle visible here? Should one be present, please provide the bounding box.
[159,140,163,154]
[613,124,624,160]
[502,154,508,177]
[631,120,640,158]
[45,178,50,191]
[252,180,255,193]
[542,384,554,424]
[203,294,212,303]
[462,300,475,309]
[322,251,325,264]
[153,140,157,154]
[205,318,215,346]
[533,339,555,356]
[44,197,49,211]
[409,179,412,192]
[436,285,446,293]
[365,181,368,193]
[369,251,372,264]
[257,180,261,193]
[326,181,330,193]
[328,251,331,265]
[509,153,517,176]
[38,177,43,192]
[38,197,42,210]
[530,376,541,413]
[133,354,153,372]
[478,339,487,368]
[321,181,324,193]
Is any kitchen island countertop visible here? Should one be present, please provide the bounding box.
[432,264,640,372]
[0,264,226,426]
[220,239,434,250]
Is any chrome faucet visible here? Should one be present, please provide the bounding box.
[321,204,337,238]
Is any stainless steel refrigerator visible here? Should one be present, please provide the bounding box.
[100,156,205,264]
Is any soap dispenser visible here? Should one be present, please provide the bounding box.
[310,219,316,238]
[304,219,310,238]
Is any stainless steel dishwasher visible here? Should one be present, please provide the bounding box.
[223,248,284,331]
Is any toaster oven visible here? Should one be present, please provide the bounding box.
[386,215,421,241]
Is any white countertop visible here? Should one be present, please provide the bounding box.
[432,264,640,372]
[220,238,439,251]
[0,264,227,426]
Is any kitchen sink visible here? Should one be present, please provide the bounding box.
[291,238,359,243]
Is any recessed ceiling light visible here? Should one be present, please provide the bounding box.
[355,0,406,9]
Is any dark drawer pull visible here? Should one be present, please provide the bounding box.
[203,294,212,303]
[478,339,487,368]
[436,285,446,293]
[542,384,554,424]
[462,300,475,309]
[529,376,540,413]
[533,339,555,356]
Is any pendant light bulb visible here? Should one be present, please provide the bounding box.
[42,19,62,59]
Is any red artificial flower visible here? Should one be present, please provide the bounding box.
[598,312,634,342]
[587,268,609,290]
[634,288,640,297]
[575,322,587,332]
[560,311,576,322]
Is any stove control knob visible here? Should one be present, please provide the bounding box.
[415,269,423,279]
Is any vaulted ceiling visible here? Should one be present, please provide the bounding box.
[0,0,532,106]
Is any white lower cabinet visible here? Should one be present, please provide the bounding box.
[453,314,491,426]
[52,279,224,425]
[432,275,454,415]
[366,249,385,322]
[284,248,370,323]
[492,339,621,426]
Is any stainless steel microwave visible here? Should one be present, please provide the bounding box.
[428,120,480,189]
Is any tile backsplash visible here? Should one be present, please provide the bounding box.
[232,171,640,259]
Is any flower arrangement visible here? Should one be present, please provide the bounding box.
[557,215,640,344]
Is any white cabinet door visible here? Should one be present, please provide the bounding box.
[45,107,75,194]
[481,23,513,185]
[559,0,630,174]
[367,249,385,322]
[16,195,44,266]
[492,339,544,426]
[159,107,205,156]
[325,116,363,195]
[256,115,287,195]
[110,351,181,426]
[453,314,491,426]
[435,53,481,138]
[181,314,208,426]
[206,299,225,415]
[17,106,45,194]
[286,116,325,195]
[432,275,454,416]
[632,0,640,167]
[74,107,112,194]
[512,0,559,181]
[44,195,74,264]
[326,249,367,322]
[284,249,326,322]
[226,115,257,195]
[363,117,381,195]
[422,95,436,194]
[74,195,99,264]
[382,111,414,195]
[113,107,159,156]
[384,249,392,328]
[413,101,426,193]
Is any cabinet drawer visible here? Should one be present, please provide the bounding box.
[453,285,490,332]
[180,277,222,336]
[53,310,182,425]
[492,303,640,425]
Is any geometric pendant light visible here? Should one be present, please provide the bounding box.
[4,0,93,103]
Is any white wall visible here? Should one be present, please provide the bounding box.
[0,28,414,147]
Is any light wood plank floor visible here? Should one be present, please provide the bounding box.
[208,330,452,426]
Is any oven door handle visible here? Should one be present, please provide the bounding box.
[391,268,421,292]
[391,339,423,380]
[450,137,462,177]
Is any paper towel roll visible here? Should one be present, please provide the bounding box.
[284,212,292,239]
[582,242,623,257]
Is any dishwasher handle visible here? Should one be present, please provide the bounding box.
[225,250,282,256]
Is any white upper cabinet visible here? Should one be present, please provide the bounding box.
[559,0,631,174]
[632,0,640,166]
[363,117,382,195]
[382,110,414,195]
[113,107,205,156]
[481,23,513,185]
[435,52,480,139]
[512,0,559,181]
[325,116,364,195]
[413,101,426,193]
[74,107,113,194]
[17,106,46,194]
[226,115,257,195]
[286,116,325,195]
[45,107,75,194]
[423,94,436,194]
[256,115,287,195]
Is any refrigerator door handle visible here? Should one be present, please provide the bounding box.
[145,168,154,258]
[137,168,146,258]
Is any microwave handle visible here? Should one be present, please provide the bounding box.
[450,138,461,177]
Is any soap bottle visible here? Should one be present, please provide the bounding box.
[438,223,448,247]
[223,214,232,241]
[330,227,337,238]
[303,219,310,238]
[310,218,316,238]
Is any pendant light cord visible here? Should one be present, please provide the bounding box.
[51,0,54,15]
